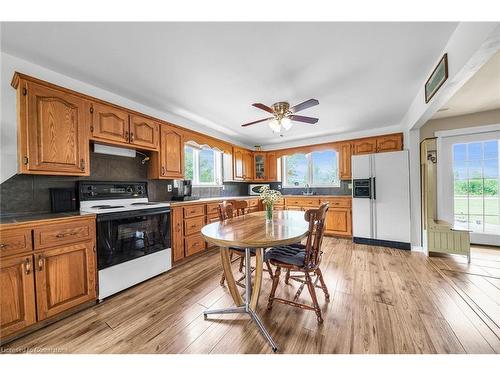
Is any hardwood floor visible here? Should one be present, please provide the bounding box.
[2,239,499,354]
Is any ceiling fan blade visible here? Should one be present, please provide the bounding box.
[289,99,319,113]
[241,117,273,127]
[252,103,274,114]
[289,115,319,124]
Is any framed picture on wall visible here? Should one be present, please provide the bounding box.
[425,53,448,103]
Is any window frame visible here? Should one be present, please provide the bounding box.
[184,144,223,187]
[282,149,340,188]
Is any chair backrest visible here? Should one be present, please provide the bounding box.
[217,200,248,221]
[303,203,329,268]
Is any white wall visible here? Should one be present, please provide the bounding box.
[0,52,251,184]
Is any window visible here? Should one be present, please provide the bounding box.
[184,145,222,186]
[453,140,499,234]
[283,150,340,187]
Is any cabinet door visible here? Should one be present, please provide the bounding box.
[160,125,183,178]
[24,81,89,175]
[353,138,377,155]
[254,153,266,179]
[91,102,129,145]
[35,241,96,321]
[0,255,36,340]
[171,207,185,262]
[326,208,352,236]
[244,151,254,180]
[339,142,352,180]
[233,148,244,180]
[130,114,159,150]
[376,134,403,153]
[266,152,277,181]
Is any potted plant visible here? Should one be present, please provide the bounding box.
[259,186,282,222]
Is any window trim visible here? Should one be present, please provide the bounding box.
[282,150,340,188]
[184,144,223,187]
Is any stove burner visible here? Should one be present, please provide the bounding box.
[91,205,125,209]
[130,202,159,206]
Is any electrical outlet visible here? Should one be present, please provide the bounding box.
[222,185,225,190]
[167,184,172,192]
[277,184,281,189]
[348,183,352,189]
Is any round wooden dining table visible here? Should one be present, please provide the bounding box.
[201,210,309,352]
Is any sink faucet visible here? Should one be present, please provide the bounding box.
[304,183,312,195]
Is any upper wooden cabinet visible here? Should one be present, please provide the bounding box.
[353,138,377,155]
[338,142,352,180]
[129,114,159,150]
[243,150,254,180]
[149,124,183,179]
[90,102,129,144]
[15,80,89,176]
[353,133,403,155]
[254,153,266,180]
[376,133,403,153]
[233,147,245,180]
[266,152,278,181]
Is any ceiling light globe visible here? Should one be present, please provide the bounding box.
[281,117,292,130]
[268,119,281,133]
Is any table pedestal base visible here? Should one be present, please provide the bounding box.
[203,247,278,352]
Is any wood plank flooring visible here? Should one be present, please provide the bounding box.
[3,239,500,354]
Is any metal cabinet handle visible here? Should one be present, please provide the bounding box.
[24,258,31,275]
[130,132,134,142]
[80,158,86,171]
[125,131,129,142]
[0,244,6,248]
[38,256,44,271]
[161,166,166,175]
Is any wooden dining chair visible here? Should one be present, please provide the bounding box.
[218,200,273,287]
[266,203,330,324]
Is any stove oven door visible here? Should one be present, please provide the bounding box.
[96,207,171,270]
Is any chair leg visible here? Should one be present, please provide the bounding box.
[267,266,281,311]
[220,251,234,286]
[305,272,323,324]
[284,269,290,285]
[239,255,244,273]
[265,260,274,278]
[315,268,330,301]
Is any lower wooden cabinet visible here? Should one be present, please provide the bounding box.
[0,216,97,342]
[325,208,352,237]
[171,207,185,262]
[0,255,36,339]
[34,241,96,321]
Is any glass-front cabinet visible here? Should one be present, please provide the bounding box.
[254,153,266,179]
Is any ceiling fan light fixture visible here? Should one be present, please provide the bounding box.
[268,118,281,133]
[281,117,292,130]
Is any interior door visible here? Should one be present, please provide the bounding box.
[91,102,129,144]
[26,82,89,174]
[0,255,36,339]
[373,151,410,243]
[130,114,159,150]
[35,241,96,320]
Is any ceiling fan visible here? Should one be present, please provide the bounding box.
[242,99,319,133]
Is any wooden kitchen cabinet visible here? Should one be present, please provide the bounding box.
[171,207,185,262]
[325,208,352,237]
[129,114,159,150]
[150,124,184,179]
[0,255,36,339]
[353,138,377,155]
[254,153,266,180]
[376,133,403,153]
[90,102,129,145]
[243,150,254,180]
[15,79,89,176]
[339,142,352,180]
[233,147,245,180]
[35,241,96,321]
[266,152,278,181]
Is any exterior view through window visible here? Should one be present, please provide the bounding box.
[283,150,340,187]
[453,140,500,234]
[184,145,222,186]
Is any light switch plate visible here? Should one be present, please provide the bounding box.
[167,184,172,192]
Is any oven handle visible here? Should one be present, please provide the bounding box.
[96,207,171,222]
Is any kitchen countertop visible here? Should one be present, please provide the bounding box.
[0,211,96,226]
[165,194,351,206]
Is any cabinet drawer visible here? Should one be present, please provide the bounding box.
[33,219,93,250]
[247,199,259,207]
[286,206,304,211]
[0,228,32,258]
[184,216,205,236]
[183,205,205,218]
[185,234,206,257]
[207,216,220,224]
[285,198,319,207]
[321,198,352,208]
[206,203,221,217]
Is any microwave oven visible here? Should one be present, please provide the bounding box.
[248,184,270,195]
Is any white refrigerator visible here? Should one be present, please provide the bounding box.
[351,150,411,249]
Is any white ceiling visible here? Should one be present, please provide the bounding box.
[432,49,500,119]
[1,22,458,147]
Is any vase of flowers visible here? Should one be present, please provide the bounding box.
[259,186,282,223]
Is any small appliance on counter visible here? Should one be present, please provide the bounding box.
[249,183,270,195]
[171,179,199,201]
[50,187,78,213]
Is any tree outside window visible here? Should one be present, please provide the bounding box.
[283,150,340,187]
[184,145,222,186]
